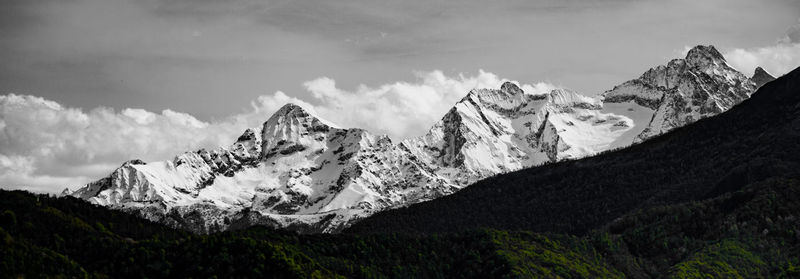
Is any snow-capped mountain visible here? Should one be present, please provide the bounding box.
[70,45,761,234]
[600,45,757,145]
[71,104,458,233]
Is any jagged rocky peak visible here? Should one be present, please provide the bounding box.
[685,44,726,69]
[260,103,337,157]
[752,66,776,88]
[500,81,524,96]
[603,44,753,102]
[635,45,734,91]
[231,128,261,159]
[600,44,757,145]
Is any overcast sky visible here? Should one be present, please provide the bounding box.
[1,0,799,192]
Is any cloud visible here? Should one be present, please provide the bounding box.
[1,70,553,193]
[723,22,800,77]
[0,94,213,192]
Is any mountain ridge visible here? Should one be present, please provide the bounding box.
[69,45,763,234]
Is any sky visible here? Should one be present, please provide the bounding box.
[1,0,799,193]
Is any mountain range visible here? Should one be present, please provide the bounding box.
[67,45,771,234]
[3,63,798,278]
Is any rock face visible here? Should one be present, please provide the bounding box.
[751,66,776,88]
[71,45,760,234]
[600,45,756,145]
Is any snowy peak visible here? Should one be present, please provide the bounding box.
[752,66,776,88]
[600,44,757,145]
[260,103,337,158]
[463,82,530,110]
[263,103,337,132]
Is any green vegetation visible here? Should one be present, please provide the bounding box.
[668,240,766,278]
[491,231,623,278]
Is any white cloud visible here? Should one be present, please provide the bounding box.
[723,22,800,77]
[0,93,271,193]
[1,70,552,193]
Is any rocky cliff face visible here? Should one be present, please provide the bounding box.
[70,45,761,234]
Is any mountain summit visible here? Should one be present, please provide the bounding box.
[601,45,756,143]
[71,45,763,234]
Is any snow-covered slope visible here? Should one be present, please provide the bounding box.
[70,45,760,234]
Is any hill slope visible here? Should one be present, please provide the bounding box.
[4,176,800,277]
[348,66,800,235]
